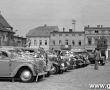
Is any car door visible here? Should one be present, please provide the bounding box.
[0,51,10,77]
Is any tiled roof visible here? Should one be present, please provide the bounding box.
[26,25,59,37]
[0,14,12,28]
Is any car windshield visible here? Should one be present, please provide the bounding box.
[61,51,70,56]
[7,49,21,57]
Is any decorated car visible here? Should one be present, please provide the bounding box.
[17,47,53,77]
[60,50,75,70]
[0,47,47,82]
[46,50,67,74]
[71,49,89,67]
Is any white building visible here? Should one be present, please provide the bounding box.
[26,24,59,50]
[84,25,110,59]
[50,29,85,50]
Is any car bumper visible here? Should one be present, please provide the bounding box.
[38,72,47,76]
[67,65,74,70]
[60,67,67,71]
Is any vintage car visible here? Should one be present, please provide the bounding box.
[46,50,67,74]
[60,50,74,70]
[74,50,90,66]
[71,49,89,67]
[0,47,47,82]
[99,56,106,65]
[18,47,53,77]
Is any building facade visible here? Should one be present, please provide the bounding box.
[84,25,110,59]
[26,25,59,50]
[50,29,85,50]
[0,13,15,46]
[13,36,26,47]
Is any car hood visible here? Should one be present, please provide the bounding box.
[12,54,36,62]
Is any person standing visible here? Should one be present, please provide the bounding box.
[94,48,101,70]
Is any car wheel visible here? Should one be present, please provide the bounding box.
[19,69,34,82]
[50,65,58,74]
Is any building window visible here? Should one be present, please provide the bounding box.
[89,31,92,34]
[88,38,92,45]
[59,34,62,36]
[95,30,98,34]
[59,40,62,45]
[53,40,55,45]
[79,40,81,46]
[39,40,42,45]
[34,40,37,46]
[53,33,55,36]
[79,34,82,36]
[45,40,47,45]
[72,34,75,36]
[65,40,68,45]
[72,40,75,46]
[102,30,105,34]
[66,34,68,36]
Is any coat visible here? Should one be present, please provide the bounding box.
[94,50,101,61]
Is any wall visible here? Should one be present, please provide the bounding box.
[50,32,85,50]
[29,37,49,50]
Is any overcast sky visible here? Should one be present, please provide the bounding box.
[0,0,110,37]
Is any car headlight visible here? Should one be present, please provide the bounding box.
[69,58,71,61]
[66,61,70,65]
[61,63,65,67]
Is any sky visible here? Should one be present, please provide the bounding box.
[0,0,110,37]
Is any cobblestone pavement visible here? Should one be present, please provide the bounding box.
[0,62,110,90]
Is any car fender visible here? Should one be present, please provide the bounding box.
[10,63,36,77]
[51,61,59,66]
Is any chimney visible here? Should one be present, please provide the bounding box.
[44,24,47,27]
[97,25,100,28]
[88,25,90,28]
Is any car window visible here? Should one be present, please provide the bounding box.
[0,51,9,59]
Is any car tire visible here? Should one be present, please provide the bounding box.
[50,65,58,74]
[19,69,34,82]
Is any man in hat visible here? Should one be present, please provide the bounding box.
[94,48,101,70]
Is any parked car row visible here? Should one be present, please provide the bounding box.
[0,47,90,83]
